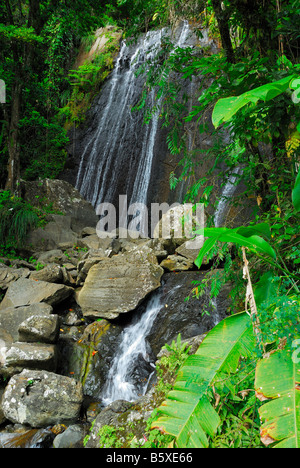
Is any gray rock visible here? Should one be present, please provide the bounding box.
[175,236,205,262]
[2,369,83,427]
[26,215,78,252]
[53,425,85,448]
[0,278,73,310]
[4,342,57,372]
[0,388,6,425]
[0,303,53,341]
[18,314,60,343]
[29,264,63,283]
[84,400,132,448]
[21,178,98,234]
[0,267,30,291]
[36,249,68,265]
[76,254,163,319]
[76,234,102,251]
[81,227,96,237]
[153,204,202,245]
[0,328,13,367]
[160,254,194,271]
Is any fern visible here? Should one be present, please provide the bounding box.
[0,195,39,246]
[169,171,178,190]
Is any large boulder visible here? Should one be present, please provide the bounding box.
[76,254,164,319]
[0,303,53,341]
[0,278,73,310]
[25,215,78,252]
[3,342,57,373]
[18,314,60,344]
[160,254,194,271]
[2,369,83,427]
[21,179,99,234]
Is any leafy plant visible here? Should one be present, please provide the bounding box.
[152,312,255,447]
[292,169,300,212]
[255,348,300,448]
[0,191,39,247]
[212,74,299,128]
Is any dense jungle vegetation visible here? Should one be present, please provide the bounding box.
[0,0,300,448]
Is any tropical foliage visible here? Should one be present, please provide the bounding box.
[1,0,300,449]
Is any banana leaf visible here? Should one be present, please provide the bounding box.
[292,170,300,213]
[194,226,276,269]
[212,76,295,128]
[152,312,255,448]
[255,348,300,448]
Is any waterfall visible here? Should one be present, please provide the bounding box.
[75,22,192,212]
[101,292,163,405]
[214,167,243,227]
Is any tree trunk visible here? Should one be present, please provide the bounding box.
[211,0,235,63]
[5,79,21,194]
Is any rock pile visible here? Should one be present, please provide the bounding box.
[0,186,228,447]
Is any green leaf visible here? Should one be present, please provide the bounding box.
[195,227,276,259]
[212,76,295,128]
[152,313,255,448]
[220,232,276,259]
[255,348,300,448]
[292,171,300,213]
[236,223,272,240]
[194,237,217,269]
[253,271,277,308]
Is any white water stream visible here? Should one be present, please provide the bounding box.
[214,166,243,228]
[101,293,162,405]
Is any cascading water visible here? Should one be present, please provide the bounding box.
[75,21,192,214]
[101,292,162,405]
[214,167,243,228]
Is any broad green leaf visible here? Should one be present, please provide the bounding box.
[292,170,300,213]
[254,271,277,308]
[195,227,276,259]
[255,348,300,448]
[236,223,272,240]
[152,313,255,448]
[212,76,294,128]
[219,232,276,259]
[194,237,217,269]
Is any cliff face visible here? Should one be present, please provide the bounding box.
[60,23,214,206]
[60,21,254,231]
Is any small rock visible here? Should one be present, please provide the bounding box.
[53,425,85,448]
[0,303,53,341]
[0,267,30,291]
[160,254,194,271]
[30,264,62,283]
[81,227,96,237]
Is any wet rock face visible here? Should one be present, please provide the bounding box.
[57,320,123,399]
[147,270,231,355]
